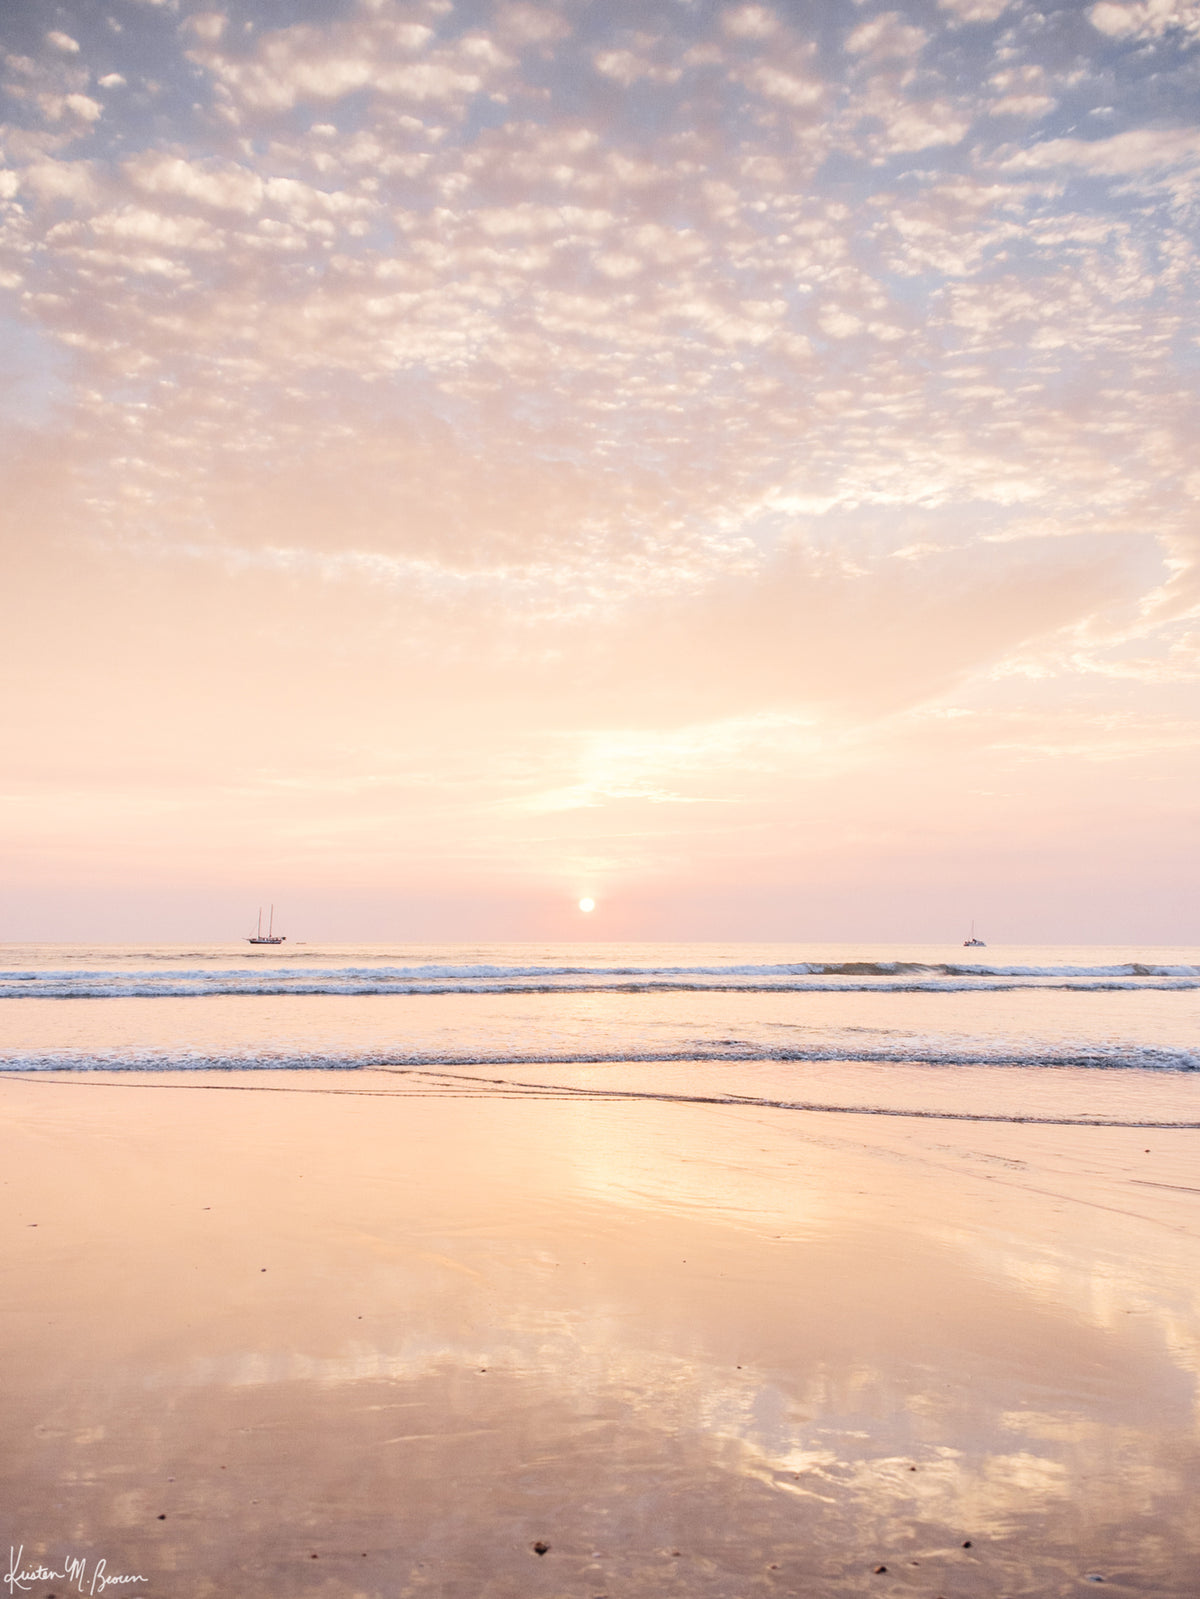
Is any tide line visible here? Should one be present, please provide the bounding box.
[5,1068,1195,1129]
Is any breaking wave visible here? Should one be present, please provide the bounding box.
[3,1040,1198,1072]
[2,959,1197,999]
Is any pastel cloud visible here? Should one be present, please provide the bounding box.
[722,6,781,41]
[937,0,1012,20]
[1089,0,1200,39]
[845,13,929,60]
[127,153,265,213]
[1001,126,1200,174]
[184,1,505,113]
[0,0,1197,934]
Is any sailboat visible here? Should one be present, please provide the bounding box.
[962,920,986,948]
[247,905,286,946]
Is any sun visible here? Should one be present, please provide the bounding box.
[578,897,596,913]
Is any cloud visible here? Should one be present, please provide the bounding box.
[987,64,1056,119]
[593,49,682,87]
[181,12,227,44]
[494,3,571,45]
[740,60,823,108]
[126,153,264,213]
[84,206,223,251]
[45,31,81,55]
[20,159,100,202]
[937,0,1012,20]
[1089,0,1200,39]
[1002,127,1200,174]
[845,13,929,60]
[184,2,505,112]
[989,94,1056,118]
[854,87,973,155]
[616,538,1137,722]
[63,94,103,122]
[721,6,780,40]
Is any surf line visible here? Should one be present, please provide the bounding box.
[0,1073,579,1100]
[391,1068,1200,1130]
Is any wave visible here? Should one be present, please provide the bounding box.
[3,960,1196,979]
[2,1040,1197,1072]
[1,958,1197,999]
[4,1059,1198,1129]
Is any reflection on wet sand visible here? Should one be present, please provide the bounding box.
[1,1070,1197,1597]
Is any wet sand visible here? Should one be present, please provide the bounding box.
[1,1067,1198,1597]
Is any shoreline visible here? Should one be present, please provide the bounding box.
[6,1054,1200,1124]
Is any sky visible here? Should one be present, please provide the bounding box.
[1,0,1199,943]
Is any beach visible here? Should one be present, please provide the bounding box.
[3,1050,1199,1598]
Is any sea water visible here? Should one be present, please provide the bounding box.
[1,942,1198,1128]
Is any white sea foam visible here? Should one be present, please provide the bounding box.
[1,958,1197,999]
[3,1040,1197,1072]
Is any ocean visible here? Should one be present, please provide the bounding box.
[2,941,1198,1128]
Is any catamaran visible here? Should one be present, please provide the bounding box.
[247,905,286,945]
[962,920,986,948]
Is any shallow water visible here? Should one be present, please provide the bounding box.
[2,1071,1197,1598]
